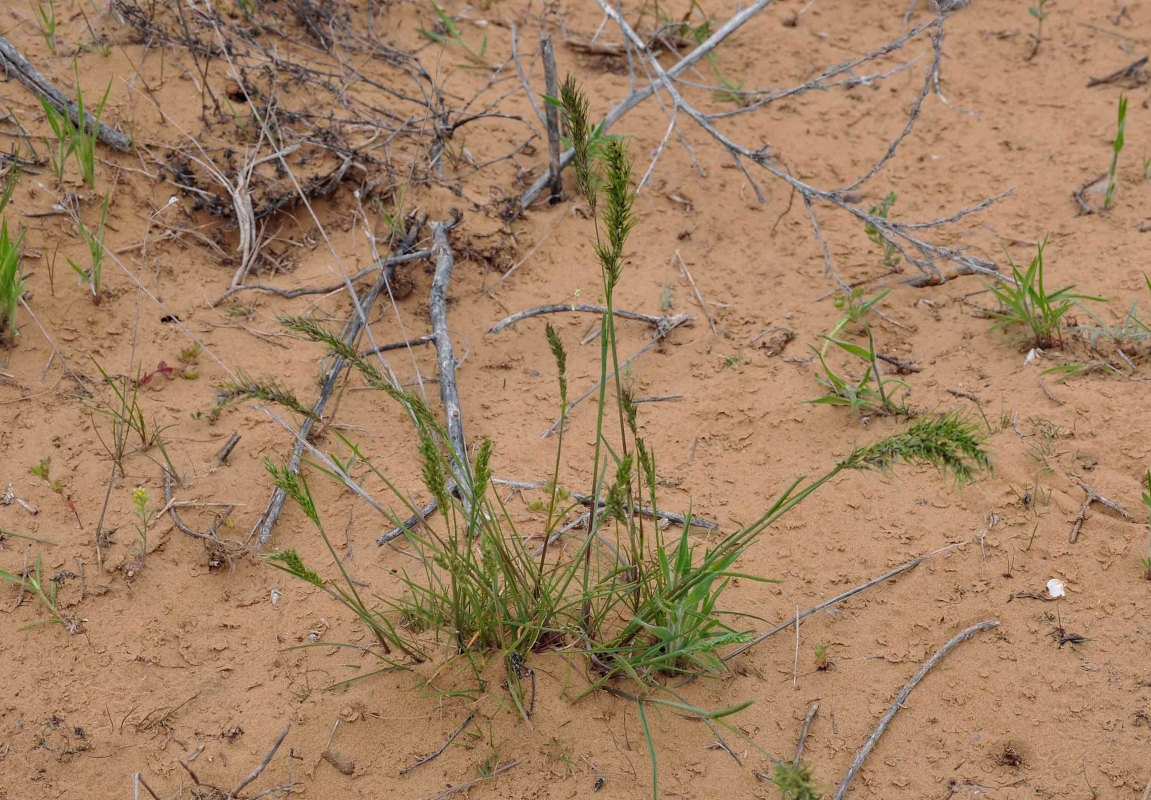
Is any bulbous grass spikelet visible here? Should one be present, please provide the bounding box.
[264,458,320,526]
[606,454,633,523]
[772,761,823,800]
[843,411,993,486]
[600,137,635,289]
[214,369,318,420]
[471,438,493,502]
[559,75,596,209]
[620,387,638,436]
[418,426,449,506]
[263,549,324,588]
[636,438,656,488]
[278,314,450,440]
[545,323,568,403]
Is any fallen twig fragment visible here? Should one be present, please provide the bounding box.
[725,541,968,662]
[399,714,475,775]
[795,701,819,766]
[832,620,1000,800]
[1087,55,1148,87]
[1074,172,1106,216]
[488,304,692,334]
[1069,483,1133,543]
[419,759,522,800]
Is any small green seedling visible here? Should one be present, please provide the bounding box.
[822,288,889,355]
[723,350,745,369]
[419,3,489,68]
[0,217,25,344]
[1027,0,1049,60]
[41,100,72,183]
[864,192,901,270]
[375,186,408,244]
[1142,149,1150,181]
[30,0,57,55]
[808,329,908,415]
[985,237,1103,348]
[179,342,201,364]
[68,190,110,303]
[0,554,82,633]
[814,643,830,671]
[29,457,62,493]
[1104,93,1127,209]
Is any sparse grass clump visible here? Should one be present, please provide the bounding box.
[91,359,176,474]
[68,190,109,303]
[808,329,907,415]
[0,554,81,633]
[30,0,57,55]
[40,66,112,188]
[419,2,489,68]
[0,165,20,216]
[985,237,1102,348]
[259,77,993,798]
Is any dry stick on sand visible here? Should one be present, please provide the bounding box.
[1069,483,1133,543]
[673,251,718,336]
[832,620,1000,800]
[429,219,471,503]
[1074,172,1106,216]
[795,701,819,766]
[724,541,968,662]
[163,468,246,552]
[399,714,475,775]
[540,33,564,204]
[1087,56,1149,87]
[418,759,522,800]
[249,223,424,548]
[0,34,131,151]
[145,723,291,799]
[527,2,1007,290]
[377,476,717,546]
[488,304,692,334]
[212,249,433,304]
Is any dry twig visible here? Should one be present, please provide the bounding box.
[832,621,1000,800]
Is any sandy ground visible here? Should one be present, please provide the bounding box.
[2,0,1151,797]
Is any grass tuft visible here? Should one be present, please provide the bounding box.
[0,217,26,345]
[985,237,1102,348]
